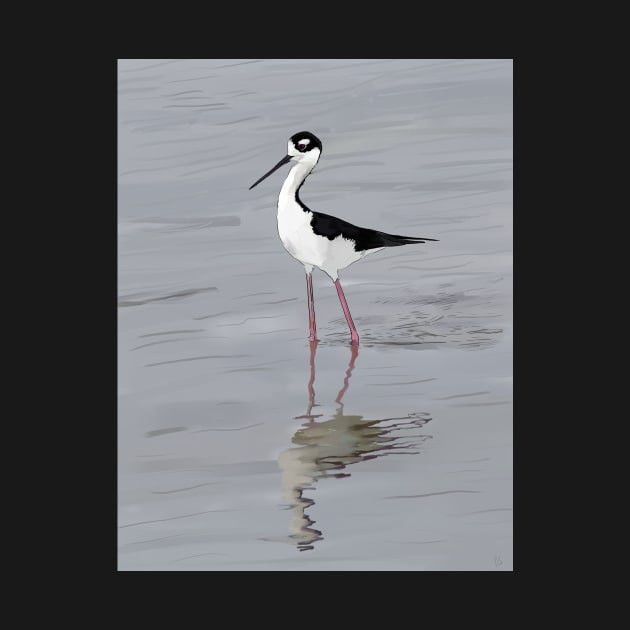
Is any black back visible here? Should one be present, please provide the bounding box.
[309,210,437,251]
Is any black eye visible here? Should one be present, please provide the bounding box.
[298,143,306,151]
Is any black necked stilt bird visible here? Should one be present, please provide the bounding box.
[249,131,438,345]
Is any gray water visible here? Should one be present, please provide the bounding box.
[117,59,513,571]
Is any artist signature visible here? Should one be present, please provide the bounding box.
[494,554,503,567]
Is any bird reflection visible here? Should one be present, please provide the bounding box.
[277,341,432,551]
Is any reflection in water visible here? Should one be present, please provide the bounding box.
[277,342,432,551]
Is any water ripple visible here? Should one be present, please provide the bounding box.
[145,354,251,368]
[385,490,480,500]
[118,287,217,307]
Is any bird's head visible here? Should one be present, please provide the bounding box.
[249,131,322,190]
[287,131,322,168]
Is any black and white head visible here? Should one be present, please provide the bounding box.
[287,131,322,168]
[249,131,323,190]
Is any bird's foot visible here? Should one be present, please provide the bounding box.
[308,334,318,342]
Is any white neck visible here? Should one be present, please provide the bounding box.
[279,161,314,206]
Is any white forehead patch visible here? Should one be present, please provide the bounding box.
[296,138,311,146]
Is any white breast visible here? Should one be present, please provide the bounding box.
[277,196,324,266]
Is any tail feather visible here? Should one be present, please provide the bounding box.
[377,232,439,247]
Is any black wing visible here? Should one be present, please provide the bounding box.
[309,210,438,252]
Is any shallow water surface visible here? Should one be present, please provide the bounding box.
[117,59,513,571]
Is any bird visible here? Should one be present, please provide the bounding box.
[249,131,438,345]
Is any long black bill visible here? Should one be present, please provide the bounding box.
[249,154,292,190]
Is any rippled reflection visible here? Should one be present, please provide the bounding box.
[277,342,432,551]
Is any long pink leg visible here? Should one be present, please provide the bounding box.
[306,272,317,342]
[334,278,359,345]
